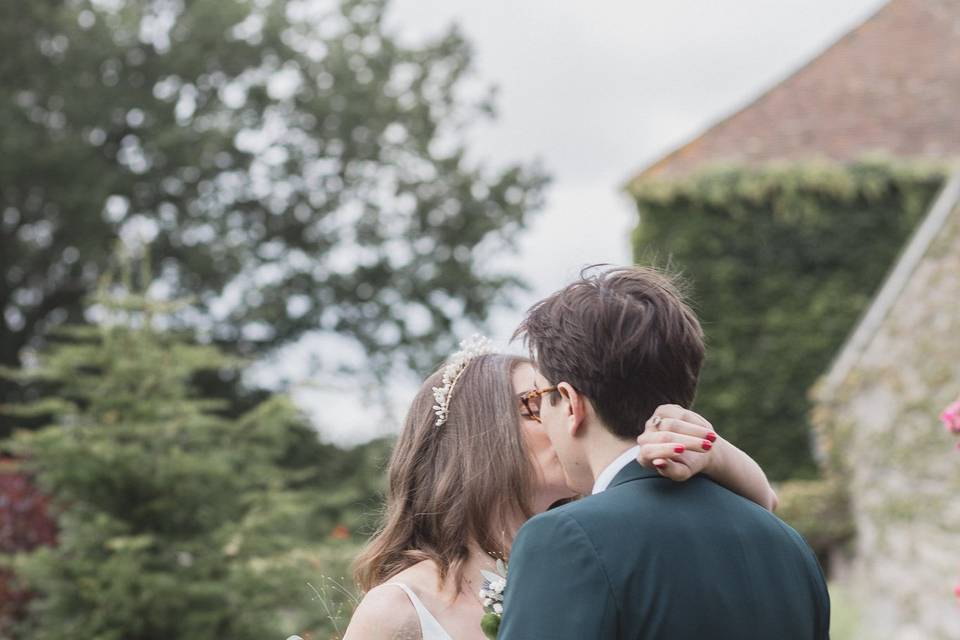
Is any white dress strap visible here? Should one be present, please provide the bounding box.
[383,582,455,640]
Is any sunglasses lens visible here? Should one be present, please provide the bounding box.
[525,393,541,418]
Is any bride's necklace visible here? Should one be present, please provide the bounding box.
[464,577,485,607]
[463,555,500,606]
[463,569,491,606]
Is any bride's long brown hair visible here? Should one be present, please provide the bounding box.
[354,353,537,593]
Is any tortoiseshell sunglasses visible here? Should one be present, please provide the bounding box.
[518,387,558,422]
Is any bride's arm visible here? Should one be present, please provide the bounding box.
[635,404,778,511]
[701,436,778,511]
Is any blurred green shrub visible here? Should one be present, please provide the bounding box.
[775,477,854,562]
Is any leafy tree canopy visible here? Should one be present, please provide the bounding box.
[0,0,547,416]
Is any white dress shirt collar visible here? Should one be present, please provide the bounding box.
[591,445,641,495]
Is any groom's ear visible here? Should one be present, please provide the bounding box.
[557,382,587,438]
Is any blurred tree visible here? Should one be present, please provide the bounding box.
[2,289,388,639]
[0,0,547,437]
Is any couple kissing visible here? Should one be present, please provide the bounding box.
[343,266,829,640]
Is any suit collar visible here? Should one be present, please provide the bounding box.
[592,445,641,494]
[608,459,660,489]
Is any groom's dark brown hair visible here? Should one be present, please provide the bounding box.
[514,265,705,439]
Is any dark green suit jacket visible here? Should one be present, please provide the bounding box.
[499,461,829,639]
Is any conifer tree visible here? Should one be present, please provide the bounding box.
[3,285,369,639]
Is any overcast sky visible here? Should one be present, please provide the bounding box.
[253,0,889,445]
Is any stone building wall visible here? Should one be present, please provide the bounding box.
[813,192,960,639]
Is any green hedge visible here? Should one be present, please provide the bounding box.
[775,477,854,563]
[630,159,944,480]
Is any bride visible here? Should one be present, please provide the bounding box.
[343,344,777,639]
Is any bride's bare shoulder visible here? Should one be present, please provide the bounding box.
[390,559,444,589]
[344,559,449,638]
[343,583,421,640]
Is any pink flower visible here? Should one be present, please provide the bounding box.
[940,401,960,434]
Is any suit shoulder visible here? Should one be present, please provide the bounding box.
[770,516,829,574]
[515,494,641,552]
[512,506,602,558]
[515,505,580,539]
[550,485,652,527]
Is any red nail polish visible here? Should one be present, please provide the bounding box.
[674,445,685,454]
[706,432,717,443]
[655,463,666,469]
[702,441,712,450]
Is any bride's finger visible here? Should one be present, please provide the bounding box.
[644,418,716,442]
[650,457,694,481]
[637,443,674,468]
[639,430,715,452]
[637,441,707,469]
[650,404,714,432]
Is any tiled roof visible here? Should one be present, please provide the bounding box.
[631,0,960,183]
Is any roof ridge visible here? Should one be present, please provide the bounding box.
[629,1,887,186]
[627,0,960,184]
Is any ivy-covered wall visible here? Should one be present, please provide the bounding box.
[629,159,945,481]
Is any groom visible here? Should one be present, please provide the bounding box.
[499,266,830,639]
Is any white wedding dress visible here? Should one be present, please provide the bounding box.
[384,582,455,640]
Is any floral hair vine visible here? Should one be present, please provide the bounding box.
[432,334,494,426]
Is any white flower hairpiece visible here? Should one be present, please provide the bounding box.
[432,334,494,426]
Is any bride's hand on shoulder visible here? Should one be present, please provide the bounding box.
[635,404,717,481]
[636,404,778,511]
